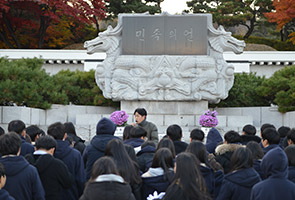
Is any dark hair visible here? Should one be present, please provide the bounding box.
[287,128,295,144]
[35,135,57,150]
[151,148,174,181]
[285,145,295,166]
[0,132,22,156]
[262,127,280,145]
[166,124,182,141]
[26,125,45,142]
[130,126,147,138]
[242,124,256,136]
[157,138,176,158]
[278,126,291,138]
[246,141,264,160]
[47,122,66,140]
[190,128,205,141]
[165,152,210,200]
[65,135,74,146]
[224,130,241,143]
[123,125,134,141]
[64,122,76,136]
[260,123,275,133]
[186,141,211,167]
[90,156,119,182]
[230,147,253,172]
[134,108,147,116]
[105,139,141,185]
[0,126,4,136]
[124,144,138,163]
[0,163,5,178]
[8,120,25,134]
[141,140,156,149]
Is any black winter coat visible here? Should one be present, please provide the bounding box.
[25,153,74,200]
[0,189,15,200]
[80,174,135,200]
[67,133,86,155]
[136,145,155,173]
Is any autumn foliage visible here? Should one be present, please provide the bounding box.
[0,0,106,48]
[264,0,295,43]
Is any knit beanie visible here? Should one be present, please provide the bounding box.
[96,117,116,135]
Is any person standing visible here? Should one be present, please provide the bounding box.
[132,108,158,144]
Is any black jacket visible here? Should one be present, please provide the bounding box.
[240,135,261,145]
[0,189,15,200]
[136,145,155,173]
[25,153,74,200]
[67,133,86,155]
[80,174,135,200]
[173,140,188,155]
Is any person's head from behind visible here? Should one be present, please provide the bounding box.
[242,124,256,136]
[151,148,174,172]
[96,117,116,135]
[26,125,45,142]
[172,152,208,199]
[35,135,57,155]
[64,122,76,136]
[278,126,290,138]
[166,124,182,141]
[230,147,253,172]
[186,141,208,165]
[260,123,275,136]
[90,156,119,182]
[134,108,147,124]
[0,163,7,189]
[157,138,176,158]
[123,125,134,141]
[285,145,295,167]
[224,130,241,144]
[261,127,280,147]
[8,120,26,136]
[130,126,147,139]
[287,128,295,145]
[190,128,205,142]
[141,140,156,149]
[246,141,264,160]
[0,132,22,156]
[47,122,66,140]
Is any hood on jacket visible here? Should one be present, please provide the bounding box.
[0,156,29,177]
[124,138,144,148]
[206,128,223,145]
[261,147,288,179]
[225,167,261,188]
[215,143,243,155]
[54,140,73,160]
[25,154,54,174]
[90,134,118,152]
[137,145,156,156]
[96,117,116,135]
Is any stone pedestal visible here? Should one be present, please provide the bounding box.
[121,101,208,141]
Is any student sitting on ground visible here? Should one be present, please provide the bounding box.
[166,124,188,155]
[80,156,135,200]
[190,128,205,142]
[240,124,261,145]
[261,127,280,154]
[124,126,147,154]
[246,141,265,179]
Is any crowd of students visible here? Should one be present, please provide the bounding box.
[0,114,295,200]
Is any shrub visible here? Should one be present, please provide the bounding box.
[0,57,68,109]
[212,72,270,108]
[256,66,295,113]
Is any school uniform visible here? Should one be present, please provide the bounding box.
[0,189,15,200]
[136,145,155,173]
[0,156,45,200]
[250,147,295,200]
[217,167,261,200]
[80,174,135,200]
[25,152,73,200]
[54,140,85,200]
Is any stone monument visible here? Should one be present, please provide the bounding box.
[84,12,245,137]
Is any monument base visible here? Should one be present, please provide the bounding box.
[121,101,208,141]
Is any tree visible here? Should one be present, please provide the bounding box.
[106,0,160,19]
[186,0,273,39]
[0,0,106,48]
[264,0,295,43]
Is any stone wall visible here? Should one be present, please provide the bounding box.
[1,104,295,142]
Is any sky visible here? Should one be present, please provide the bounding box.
[161,0,189,14]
